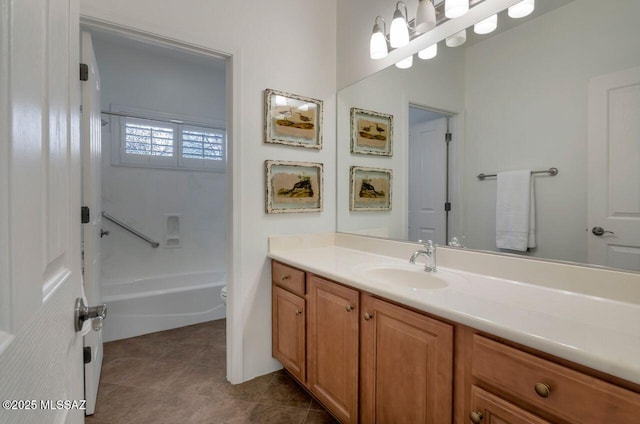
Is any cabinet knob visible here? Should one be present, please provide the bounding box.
[534,383,551,398]
[469,411,483,424]
[363,312,373,321]
[281,275,291,281]
[295,309,302,316]
[346,304,354,312]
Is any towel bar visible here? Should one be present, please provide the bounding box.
[477,167,558,181]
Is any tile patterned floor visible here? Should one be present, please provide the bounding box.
[86,319,338,424]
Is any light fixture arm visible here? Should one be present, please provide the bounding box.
[395,1,413,32]
[373,15,389,43]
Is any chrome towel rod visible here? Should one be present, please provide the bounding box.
[101,211,160,248]
[477,167,558,181]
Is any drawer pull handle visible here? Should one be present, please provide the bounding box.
[295,309,302,316]
[346,304,354,312]
[281,275,291,281]
[470,411,483,424]
[364,312,373,321]
[534,383,551,398]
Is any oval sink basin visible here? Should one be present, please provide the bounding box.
[361,265,449,290]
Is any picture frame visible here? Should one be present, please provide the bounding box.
[350,107,393,156]
[265,160,323,213]
[350,166,392,211]
[265,89,323,149]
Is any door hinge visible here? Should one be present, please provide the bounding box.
[83,346,92,364]
[81,206,90,224]
[80,63,89,81]
[444,202,451,212]
[445,132,452,143]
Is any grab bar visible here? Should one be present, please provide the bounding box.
[101,211,160,248]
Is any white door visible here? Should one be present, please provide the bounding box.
[408,117,448,244]
[0,0,85,423]
[588,66,640,271]
[81,31,103,416]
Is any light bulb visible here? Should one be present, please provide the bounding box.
[474,14,497,35]
[418,43,438,60]
[445,0,469,19]
[370,25,388,59]
[390,8,409,48]
[508,0,535,18]
[446,29,467,48]
[415,0,436,34]
[395,55,413,69]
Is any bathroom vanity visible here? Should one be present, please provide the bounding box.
[269,233,640,424]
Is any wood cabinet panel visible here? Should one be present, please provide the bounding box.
[272,261,305,296]
[360,294,453,424]
[307,274,359,424]
[272,285,306,382]
[470,386,551,424]
[472,335,640,424]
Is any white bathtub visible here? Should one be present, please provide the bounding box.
[101,271,226,342]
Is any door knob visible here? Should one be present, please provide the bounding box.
[592,226,615,236]
[100,229,110,238]
[75,297,107,332]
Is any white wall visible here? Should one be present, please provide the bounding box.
[337,45,465,240]
[462,0,640,263]
[80,0,337,382]
[93,35,228,283]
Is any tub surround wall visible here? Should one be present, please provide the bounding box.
[94,36,227,284]
[81,0,338,383]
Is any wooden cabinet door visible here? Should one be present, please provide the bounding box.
[360,294,453,424]
[272,285,306,382]
[470,386,551,424]
[307,275,359,424]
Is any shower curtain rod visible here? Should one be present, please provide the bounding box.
[100,111,222,129]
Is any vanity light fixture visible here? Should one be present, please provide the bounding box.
[445,0,469,19]
[508,0,535,18]
[415,0,437,33]
[370,16,389,59]
[390,2,410,48]
[370,0,437,60]
[446,28,467,47]
[395,55,414,69]
[418,43,438,60]
[474,13,497,34]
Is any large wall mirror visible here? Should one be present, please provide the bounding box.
[337,0,640,272]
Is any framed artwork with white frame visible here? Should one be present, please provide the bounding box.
[264,89,323,149]
[350,107,393,156]
[350,166,392,211]
[265,160,323,213]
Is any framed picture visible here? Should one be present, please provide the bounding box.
[265,160,323,213]
[350,166,392,211]
[265,89,323,149]
[350,107,393,156]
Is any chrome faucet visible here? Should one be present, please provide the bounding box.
[409,240,436,272]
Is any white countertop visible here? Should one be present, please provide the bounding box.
[268,235,640,385]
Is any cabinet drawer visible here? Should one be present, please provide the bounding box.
[470,386,551,424]
[272,261,305,296]
[472,335,640,424]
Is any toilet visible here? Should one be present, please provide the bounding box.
[220,286,227,305]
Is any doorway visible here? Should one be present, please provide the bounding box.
[407,105,453,245]
[80,22,233,416]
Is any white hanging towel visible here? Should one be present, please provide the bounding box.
[496,170,536,251]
